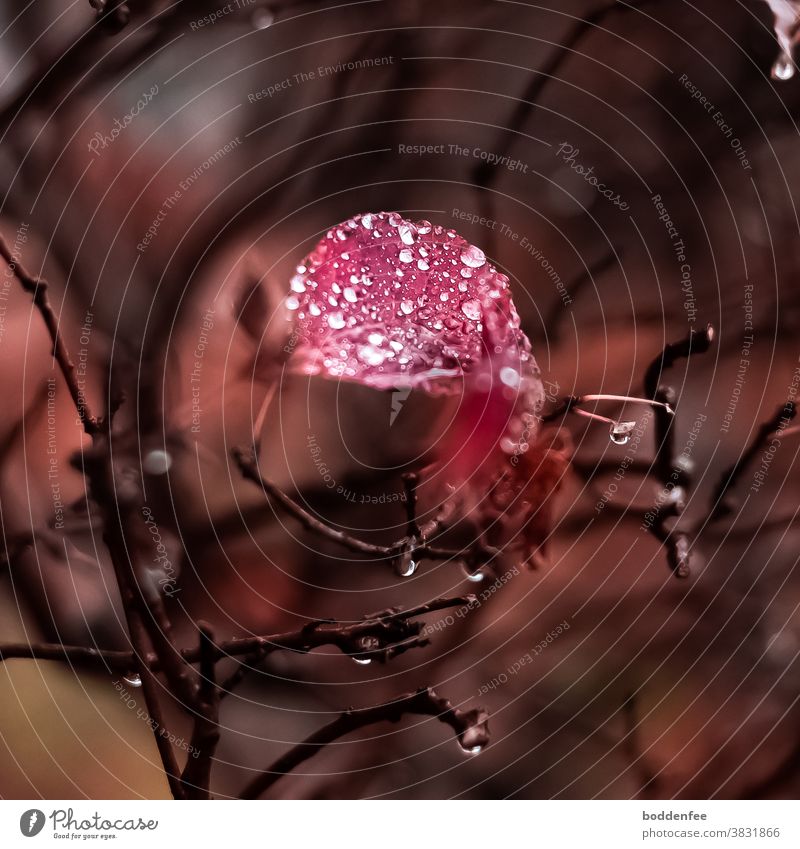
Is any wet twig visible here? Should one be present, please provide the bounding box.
[0,594,476,672]
[239,687,490,799]
[181,623,221,800]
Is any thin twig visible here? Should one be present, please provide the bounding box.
[239,687,490,799]
[702,400,797,527]
[181,622,221,799]
[233,447,460,562]
[0,595,476,673]
[0,235,99,436]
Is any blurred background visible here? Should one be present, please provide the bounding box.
[1,0,800,799]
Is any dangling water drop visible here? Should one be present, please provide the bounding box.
[143,450,172,475]
[609,420,636,445]
[461,561,485,583]
[123,672,142,688]
[252,7,274,29]
[395,546,418,578]
[352,656,372,666]
[772,51,796,80]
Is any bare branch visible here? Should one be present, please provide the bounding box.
[239,687,490,799]
[181,622,221,800]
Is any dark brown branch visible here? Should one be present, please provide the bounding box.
[640,324,715,578]
[0,235,99,436]
[1,235,189,797]
[233,446,460,562]
[702,400,797,527]
[0,594,476,672]
[181,622,221,800]
[239,687,490,799]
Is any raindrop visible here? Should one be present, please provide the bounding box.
[343,287,358,303]
[398,223,417,245]
[327,311,345,329]
[460,245,486,268]
[286,295,300,310]
[772,51,796,80]
[400,300,414,315]
[609,420,636,445]
[358,344,385,366]
[417,259,430,271]
[252,6,274,29]
[499,366,520,389]
[123,672,142,688]
[143,450,172,475]
[461,299,481,321]
[395,547,418,578]
[461,562,485,583]
[459,725,487,754]
[398,248,414,264]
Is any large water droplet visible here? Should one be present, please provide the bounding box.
[772,51,796,81]
[461,299,481,321]
[398,248,414,264]
[143,450,172,475]
[123,672,142,688]
[609,420,636,445]
[398,223,417,245]
[252,7,274,29]
[358,344,385,366]
[460,245,486,268]
[461,562,485,583]
[327,311,345,329]
[499,366,520,389]
[395,548,418,578]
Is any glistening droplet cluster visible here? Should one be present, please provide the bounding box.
[284,211,539,398]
